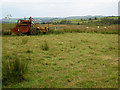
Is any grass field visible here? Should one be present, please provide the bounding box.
[2,33,118,88]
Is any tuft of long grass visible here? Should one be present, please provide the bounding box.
[21,38,28,45]
[26,49,33,53]
[41,40,49,51]
[2,55,28,85]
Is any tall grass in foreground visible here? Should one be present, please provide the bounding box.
[2,55,28,85]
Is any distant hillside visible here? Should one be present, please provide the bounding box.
[65,15,105,19]
[0,15,108,24]
[1,18,18,23]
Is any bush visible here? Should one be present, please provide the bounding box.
[41,40,49,51]
[2,55,28,85]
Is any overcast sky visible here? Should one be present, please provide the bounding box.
[1,0,119,18]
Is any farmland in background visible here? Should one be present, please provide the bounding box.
[2,16,118,35]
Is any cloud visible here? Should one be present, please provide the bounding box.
[1,0,119,18]
[2,0,119,3]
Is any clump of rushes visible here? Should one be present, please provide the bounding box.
[26,49,33,53]
[2,55,28,85]
[41,40,49,51]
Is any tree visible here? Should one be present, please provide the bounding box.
[94,17,97,20]
[77,22,80,25]
[89,18,92,20]
[41,22,46,24]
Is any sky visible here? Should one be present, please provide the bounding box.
[0,0,119,18]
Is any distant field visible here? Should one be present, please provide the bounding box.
[2,23,118,35]
[2,23,16,31]
[2,33,118,88]
[52,16,118,26]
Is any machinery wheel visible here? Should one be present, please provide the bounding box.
[26,31,30,36]
[43,32,46,34]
